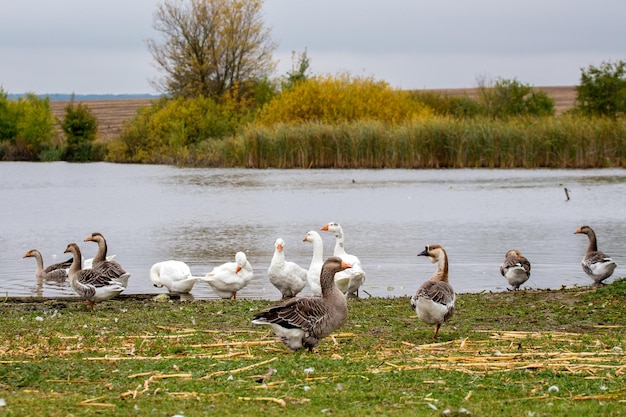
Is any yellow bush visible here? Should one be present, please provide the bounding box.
[257,73,432,125]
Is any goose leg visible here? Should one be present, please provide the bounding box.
[433,324,441,340]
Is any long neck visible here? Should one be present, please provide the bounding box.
[310,238,324,266]
[333,228,347,256]
[93,238,108,264]
[320,268,341,296]
[586,231,598,253]
[33,251,45,272]
[430,251,449,283]
[68,249,83,278]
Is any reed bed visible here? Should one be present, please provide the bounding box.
[217,116,626,169]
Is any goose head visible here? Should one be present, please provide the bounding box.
[303,231,322,243]
[418,244,446,263]
[235,251,247,273]
[320,222,341,233]
[504,249,523,259]
[275,238,284,252]
[574,225,594,236]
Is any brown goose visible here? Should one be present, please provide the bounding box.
[64,243,127,310]
[84,232,130,287]
[23,249,71,281]
[500,249,531,290]
[252,256,351,352]
[574,225,617,284]
[410,244,456,339]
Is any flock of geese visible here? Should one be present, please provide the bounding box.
[23,222,618,352]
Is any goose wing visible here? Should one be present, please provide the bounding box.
[416,281,455,306]
[254,297,327,332]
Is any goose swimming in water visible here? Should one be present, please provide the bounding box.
[252,256,351,352]
[411,244,456,339]
[23,249,71,281]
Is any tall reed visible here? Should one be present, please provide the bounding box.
[224,116,626,169]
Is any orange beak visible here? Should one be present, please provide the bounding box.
[236,266,242,273]
[320,224,329,231]
[277,244,283,251]
[341,261,352,269]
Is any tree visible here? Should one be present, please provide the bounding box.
[147,0,277,100]
[60,97,99,161]
[575,60,626,118]
[477,77,554,118]
[282,49,311,90]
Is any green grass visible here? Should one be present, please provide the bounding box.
[0,279,624,416]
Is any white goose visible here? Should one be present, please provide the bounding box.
[320,222,365,296]
[150,260,202,294]
[411,244,456,339]
[303,231,350,296]
[202,251,253,299]
[500,249,531,290]
[252,256,351,352]
[63,243,127,310]
[575,225,618,284]
[23,249,71,281]
[84,232,130,288]
[267,238,308,298]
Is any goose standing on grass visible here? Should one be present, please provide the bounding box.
[500,249,531,290]
[63,243,127,311]
[150,260,202,294]
[84,232,130,288]
[268,238,308,298]
[252,256,351,352]
[23,249,71,281]
[411,244,456,339]
[320,222,365,297]
[202,251,253,299]
[575,225,617,284]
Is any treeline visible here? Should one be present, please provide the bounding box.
[2,61,626,168]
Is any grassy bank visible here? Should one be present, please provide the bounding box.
[1,279,624,416]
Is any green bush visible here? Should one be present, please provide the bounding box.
[108,94,253,164]
[0,91,56,160]
[409,90,482,117]
[60,99,99,162]
[478,78,555,118]
[574,60,626,118]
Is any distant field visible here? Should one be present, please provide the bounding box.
[49,86,577,142]
[50,98,154,142]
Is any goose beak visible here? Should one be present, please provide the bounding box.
[84,235,93,242]
[320,224,329,231]
[341,261,352,270]
[417,248,429,257]
[236,266,242,273]
[277,244,283,251]
[574,228,582,234]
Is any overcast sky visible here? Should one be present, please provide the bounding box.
[1,0,625,95]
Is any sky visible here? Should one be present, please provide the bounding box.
[1,0,625,95]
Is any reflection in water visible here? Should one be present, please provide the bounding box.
[1,162,626,300]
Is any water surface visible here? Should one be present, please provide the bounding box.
[1,162,624,300]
